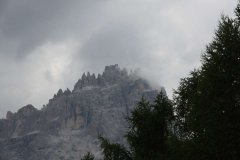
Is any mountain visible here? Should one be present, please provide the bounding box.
[0,64,161,160]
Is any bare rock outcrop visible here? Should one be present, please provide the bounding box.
[0,64,162,160]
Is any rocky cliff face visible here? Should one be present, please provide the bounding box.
[0,64,160,160]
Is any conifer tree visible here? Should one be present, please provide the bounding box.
[174,2,240,159]
[99,137,132,160]
[127,91,174,160]
[81,152,95,160]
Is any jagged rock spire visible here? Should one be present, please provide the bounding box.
[87,72,91,78]
[57,89,63,96]
[6,111,14,120]
[64,88,71,95]
[73,64,130,92]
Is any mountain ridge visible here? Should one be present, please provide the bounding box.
[0,64,162,160]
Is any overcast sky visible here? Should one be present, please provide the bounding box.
[0,0,238,118]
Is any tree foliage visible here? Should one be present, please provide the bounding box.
[174,2,240,160]
[99,136,132,160]
[127,91,174,160]
[81,152,95,160]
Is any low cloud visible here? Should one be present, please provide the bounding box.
[0,0,237,118]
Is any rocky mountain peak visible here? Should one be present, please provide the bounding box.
[64,88,71,95]
[0,64,160,160]
[17,104,37,114]
[57,89,63,96]
[103,64,120,74]
[6,111,14,120]
[12,104,38,119]
[73,64,129,92]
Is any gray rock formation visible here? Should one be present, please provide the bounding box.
[0,64,161,160]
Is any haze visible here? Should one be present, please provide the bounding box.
[0,0,237,118]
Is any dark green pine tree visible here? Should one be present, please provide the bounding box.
[174,2,240,160]
[127,91,174,160]
[81,152,95,160]
[99,136,132,160]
